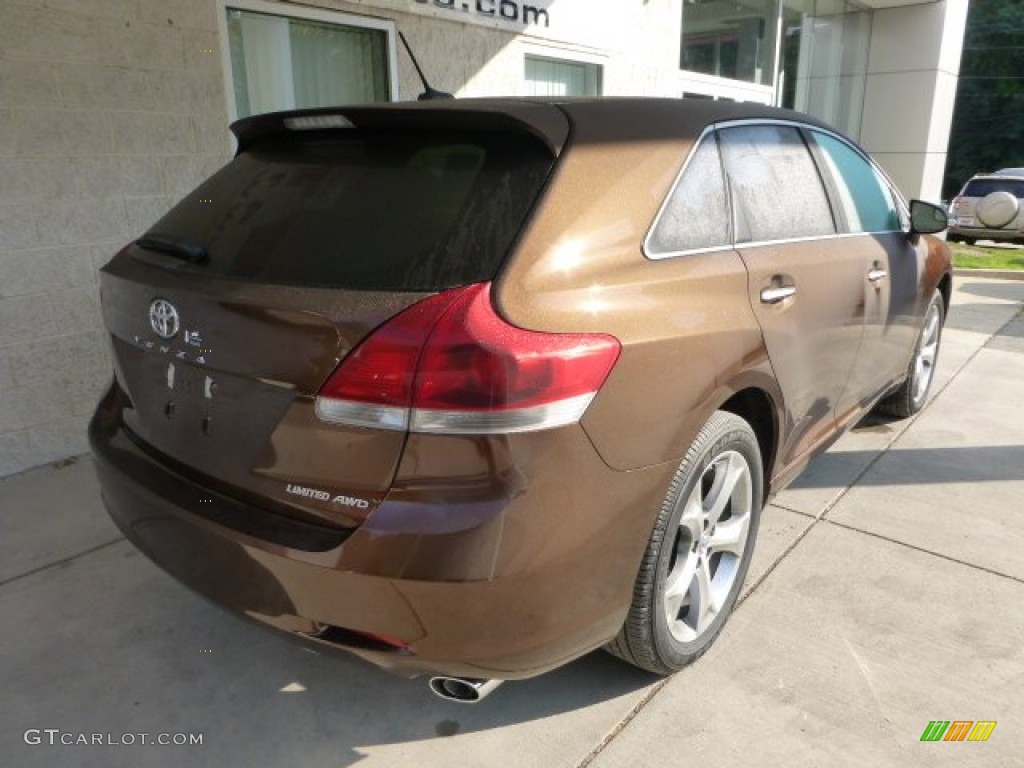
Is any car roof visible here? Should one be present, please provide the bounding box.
[967,173,1024,183]
[550,97,837,146]
[231,97,842,156]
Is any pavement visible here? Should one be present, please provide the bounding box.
[2,276,1022,768]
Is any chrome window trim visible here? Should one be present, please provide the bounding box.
[731,229,905,250]
[644,117,908,262]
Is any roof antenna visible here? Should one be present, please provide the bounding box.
[399,31,454,101]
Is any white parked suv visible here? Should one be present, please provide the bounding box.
[948,172,1024,245]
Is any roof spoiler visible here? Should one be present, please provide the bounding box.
[229,103,570,156]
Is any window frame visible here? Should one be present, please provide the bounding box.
[216,0,399,125]
[644,118,910,262]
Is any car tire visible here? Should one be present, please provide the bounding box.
[606,411,763,675]
[875,289,945,419]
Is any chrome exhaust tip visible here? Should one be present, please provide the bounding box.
[428,676,503,703]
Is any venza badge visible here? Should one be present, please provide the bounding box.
[149,299,180,340]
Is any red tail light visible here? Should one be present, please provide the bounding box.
[316,283,620,434]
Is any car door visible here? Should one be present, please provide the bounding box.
[718,122,865,469]
[807,129,921,421]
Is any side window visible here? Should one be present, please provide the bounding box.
[718,124,835,243]
[647,135,730,256]
[812,131,901,233]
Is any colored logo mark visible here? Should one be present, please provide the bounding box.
[920,720,996,742]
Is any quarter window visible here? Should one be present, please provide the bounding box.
[648,136,730,255]
[719,124,835,242]
[812,131,901,233]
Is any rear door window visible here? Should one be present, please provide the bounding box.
[718,124,835,243]
[142,129,555,291]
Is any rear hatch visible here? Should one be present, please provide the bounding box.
[99,104,565,528]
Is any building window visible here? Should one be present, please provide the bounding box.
[679,0,872,138]
[681,0,777,86]
[780,0,871,140]
[524,55,602,97]
[224,3,395,120]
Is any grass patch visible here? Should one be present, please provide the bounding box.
[948,242,1024,271]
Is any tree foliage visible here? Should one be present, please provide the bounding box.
[943,0,1024,199]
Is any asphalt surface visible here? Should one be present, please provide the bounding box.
[2,276,1022,768]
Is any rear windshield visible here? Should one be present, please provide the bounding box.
[142,129,555,291]
[962,178,1024,198]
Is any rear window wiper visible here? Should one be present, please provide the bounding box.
[135,234,209,265]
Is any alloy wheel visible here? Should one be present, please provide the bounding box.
[663,450,753,643]
[912,301,942,406]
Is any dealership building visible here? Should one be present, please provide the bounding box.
[0,0,968,475]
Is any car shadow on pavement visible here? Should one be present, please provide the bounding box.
[943,302,1021,333]
[955,281,1024,303]
[788,444,1024,488]
[3,543,659,768]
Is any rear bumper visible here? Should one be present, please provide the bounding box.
[948,225,1024,242]
[89,382,673,679]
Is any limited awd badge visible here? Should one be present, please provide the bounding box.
[285,483,370,509]
[149,298,180,340]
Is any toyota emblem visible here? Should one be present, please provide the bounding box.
[149,299,180,340]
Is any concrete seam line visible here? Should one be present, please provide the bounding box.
[822,518,1024,586]
[815,300,1022,523]
[577,515,823,767]
[739,516,819,601]
[573,300,1022,767]
[575,676,672,768]
[765,501,816,519]
[0,537,126,589]
[576,513,821,768]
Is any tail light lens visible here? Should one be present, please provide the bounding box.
[316,283,620,434]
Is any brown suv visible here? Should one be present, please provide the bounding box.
[90,99,951,702]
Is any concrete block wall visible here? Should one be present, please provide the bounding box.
[1,0,966,476]
[0,0,232,476]
[1,0,684,477]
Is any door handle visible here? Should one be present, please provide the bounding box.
[868,267,888,282]
[760,285,797,304]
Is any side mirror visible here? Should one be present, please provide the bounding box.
[909,199,948,235]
